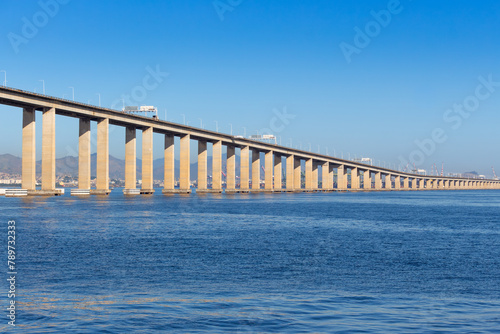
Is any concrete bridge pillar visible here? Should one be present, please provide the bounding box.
[227,145,236,191]
[265,151,273,191]
[22,108,36,190]
[141,127,154,194]
[42,107,56,191]
[179,134,190,191]
[338,165,347,190]
[124,127,136,192]
[312,162,318,191]
[163,134,175,191]
[274,154,282,191]
[385,174,391,190]
[197,141,207,191]
[374,172,382,190]
[212,140,222,191]
[78,119,92,191]
[413,178,418,189]
[351,167,359,190]
[403,177,409,190]
[323,162,333,190]
[305,158,313,190]
[294,157,301,191]
[286,155,294,191]
[95,118,109,194]
[395,175,401,190]
[240,146,250,191]
[363,170,371,190]
[252,149,260,190]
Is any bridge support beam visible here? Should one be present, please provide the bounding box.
[286,155,294,191]
[323,162,333,190]
[163,134,175,192]
[385,174,391,190]
[395,176,401,190]
[22,108,36,190]
[252,150,260,191]
[274,154,282,191]
[294,157,301,191]
[179,134,191,192]
[305,158,313,191]
[212,141,222,192]
[42,108,56,191]
[240,146,250,191]
[141,127,154,194]
[337,165,347,190]
[402,177,409,190]
[312,162,318,191]
[227,145,236,192]
[123,127,137,194]
[363,170,371,190]
[78,119,92,191]
[375,172,382,190]
[351,167,359,190]
[197,141,207,191]
[93,118,110,195]
[265,151,273,191]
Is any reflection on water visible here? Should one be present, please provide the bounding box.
[1,190,500,332]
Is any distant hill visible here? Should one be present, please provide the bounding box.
[0,154,22,174]
[0,153,240,180]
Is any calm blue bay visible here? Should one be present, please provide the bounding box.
[1,190,500,333]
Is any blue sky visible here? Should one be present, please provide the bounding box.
[1,0,500,176]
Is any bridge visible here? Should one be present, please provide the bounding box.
[1,86,499,196]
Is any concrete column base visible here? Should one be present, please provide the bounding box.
[139,189,155,195]
[71,189,90,196]
[197,189,223,194]
[123,189,141,195]
[225,189,244,194]
[237,188,251,193]
[28,189,65,196]
[5,189,28,197]
[90,189,111,195]
[162,189,192,194]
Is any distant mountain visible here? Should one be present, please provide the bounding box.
[0,154,22,174]
[0,153,241,180]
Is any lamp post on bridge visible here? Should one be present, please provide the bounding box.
[181,114,185,125]
[96,93,101,107]
[199,118,203,128]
